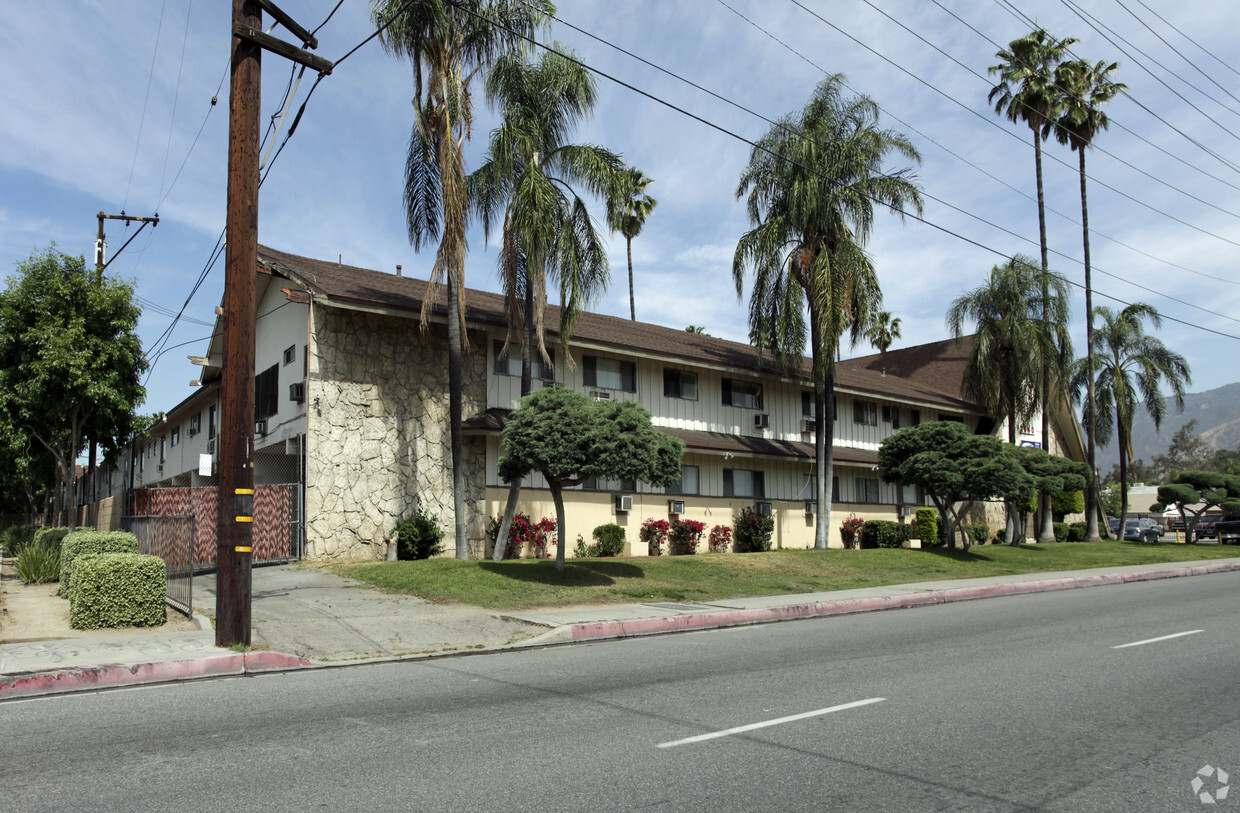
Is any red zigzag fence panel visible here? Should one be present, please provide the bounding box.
[129,485,297,566]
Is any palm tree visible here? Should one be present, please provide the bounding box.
[684,325,706,335]
[470,48,627,566]
[1073,304,1190,536]
[374,0,551,559]
[734,74,923,549]
[606,168,657,321]
[947,255,1072,545]
[866,310,901,354]
[1053,56,1125,542]
[989,28,1076,541]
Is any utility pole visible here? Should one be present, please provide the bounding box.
[218,0,331,647]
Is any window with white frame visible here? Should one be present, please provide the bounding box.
[493,340,554,380]
[283,345,296,366]
[722,378,762,409]
[171,426,180,447]
[189,412,201,436]
[663,368,698,400]
[855,476,880,503]
[723,468,765,498]
[854,399,878,426]
[582,475,636,491]
[668,465,700,495]
[584,355,636,392]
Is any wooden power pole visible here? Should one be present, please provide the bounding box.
[218,0,331,647]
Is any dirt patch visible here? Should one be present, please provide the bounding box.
[1,559,200,643]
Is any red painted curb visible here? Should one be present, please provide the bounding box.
[570,561,1240,642]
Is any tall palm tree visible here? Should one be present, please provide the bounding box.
[947,255,1072,545]
[470,48,627,565]
[866,310,901,354]
[989,28,1076,542]
[1053,56,1125,541]
[1073,304,1190,536]
[374,0,552,559]
[734,74,923,549]
[606,168,657,321]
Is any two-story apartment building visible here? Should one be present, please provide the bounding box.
[78,245,1085,559]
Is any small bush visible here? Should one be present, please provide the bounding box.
[15,536,62,583]
[394,509,445,560]
[489,513,555,559]
[914,508,939,546]
[1052,490,1084,520]
[59,530,139,597]
[734,507,774,553]
[3,524,37,556]
[840,515,864,549]
[668,519,706,555]
[707,524,732,553]
[590,523,626,557]
[640,518,670,556]
[69,552,166,630]
[859,520,910,549]
[962,524,990,546]
[1053,522,1068,542]
[1067,521,1087,542]
[35,527,70,549]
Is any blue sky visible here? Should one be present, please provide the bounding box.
[3,0,1238,432]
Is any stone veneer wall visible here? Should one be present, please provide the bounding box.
[305,306,487,560]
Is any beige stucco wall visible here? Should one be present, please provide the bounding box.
[305,307,487,560]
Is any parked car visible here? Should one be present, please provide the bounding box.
[1213,514,1240,544]
[1196,518,1218,540]
[1121,519,1161,543]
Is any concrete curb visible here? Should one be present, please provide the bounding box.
[0,650,310,701]
[569,560,1240,642]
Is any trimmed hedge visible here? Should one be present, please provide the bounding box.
[394,509,445,560]
[1067,521,1087,542]
[590,524,626,557]
[2,524,36,556]
[962,524,990,546]
[34,527,70,550]
[1053,522,1068,543]
[859,520,912,549]
[59,530,139,597]
[68,552,166,630]
[914,508,939,546]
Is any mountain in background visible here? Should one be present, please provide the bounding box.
[1095,382,1240,474]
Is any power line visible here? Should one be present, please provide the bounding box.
[124,0,168,211]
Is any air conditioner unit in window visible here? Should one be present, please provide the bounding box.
[801,418,817,433]
[753,413,770,429]
[669,499,686,515]
[255,419,268,437]
[898,504,911,517]
[206,438,215,455]
[289,381,306,403]
[188,428,198,437]
[591,390,611,400]
[615,494,633,512]
[756,501,773,516]
[805,501,817,515]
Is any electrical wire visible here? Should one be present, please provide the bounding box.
[124,0,168,212]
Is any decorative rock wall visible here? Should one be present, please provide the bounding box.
[305,307,487,560]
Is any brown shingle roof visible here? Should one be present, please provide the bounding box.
[257,245,976,413]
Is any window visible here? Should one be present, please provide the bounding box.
[854,399,878,426]
[584,355,636,392]
[910,409,920,426]
[493,341,554,381]
[802,391,814,417]
[303,344,309,378]
[668,465,700,495]
[582,475,636,492]
[855,477,880,503]
[883,405,901,429]
[159,437,166,463]
[208,404,217,440]
[833,476,840,502]
[801,474,816,499]
[171,426,180,447]
[722,378,762,409]
[255,364,279,420]
[663,369,698,400]
[283,345,296,365]
[723,468,765,498]
[189,412,201,436]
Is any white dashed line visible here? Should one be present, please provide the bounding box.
[657,697,886,748]
[1112,629,1204,649]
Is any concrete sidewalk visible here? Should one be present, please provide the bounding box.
[4,557,1240,700]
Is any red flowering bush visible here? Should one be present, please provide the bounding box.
[840,515,865,549]
[707,524,732,553]
[640,518,670,556]
[668,519,707,555]
[488,513,556,559]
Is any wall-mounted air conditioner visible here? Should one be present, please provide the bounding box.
[615,494,633,512]
[805,501,817,515]
[289,381,306,403]
[753,413,769,429]
[591,390,611,400]
[669,499,686,515]
[255,419,268,437]
[898,504,911,517]
[188,428,198,437]
[801,418,817,433]
[206,438,215,455]
[756,501,773,516]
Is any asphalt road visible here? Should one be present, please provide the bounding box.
[3,573,1238,812]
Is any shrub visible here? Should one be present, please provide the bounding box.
[840,515,865,549]
[640,518,670,556]
[3,524,36,556]
[15,535,62,583]
[859,520,910,549]
[668,519,707,555]
[707,524,732,553]
[1052,490,1084,521]
[489,513,556,559]
[962,524,990,546]
[1053,522,1068,542]
[734,507,774,553]
[394,509,445,560]
[68,552,166,630]
[590,524,626,557]
[574,534,588,559]
[59,530,139,597]
[1067,521,1087,542]
[914,508,939,546]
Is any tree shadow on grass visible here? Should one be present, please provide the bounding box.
[479,559,645,586]
[921,543,1047,563]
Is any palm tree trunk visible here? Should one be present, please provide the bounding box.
[447,274,468,559]
[816,370,834,549]
[1032,129,1055,543]
[626,235,635,321]
[1117,406,1130,538]
[494,280,538,561]
[1080,148,1102,542]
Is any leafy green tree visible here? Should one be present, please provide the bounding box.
[374,0,552,560]
[469,47,627,560]
[0,247,146,529]
[1053,55,1125,543]
[733,74,923,550]
[1015,447,1090,525]
[1072,304,1190,536]
[946,255,1072,544]
[866,310,901,354]
[1155,471,1240,543]
[1150,419,1209,480]
[606,167,657,321]
[877,421,1036,550]
[498,387,683,570]
[684,325,707,335]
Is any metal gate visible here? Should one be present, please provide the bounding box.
[124,513,194,616]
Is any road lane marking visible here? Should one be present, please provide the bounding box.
[1112,629,1204,649]
[656,697,886,748]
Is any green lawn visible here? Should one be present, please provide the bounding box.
[327,541,1240,610]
